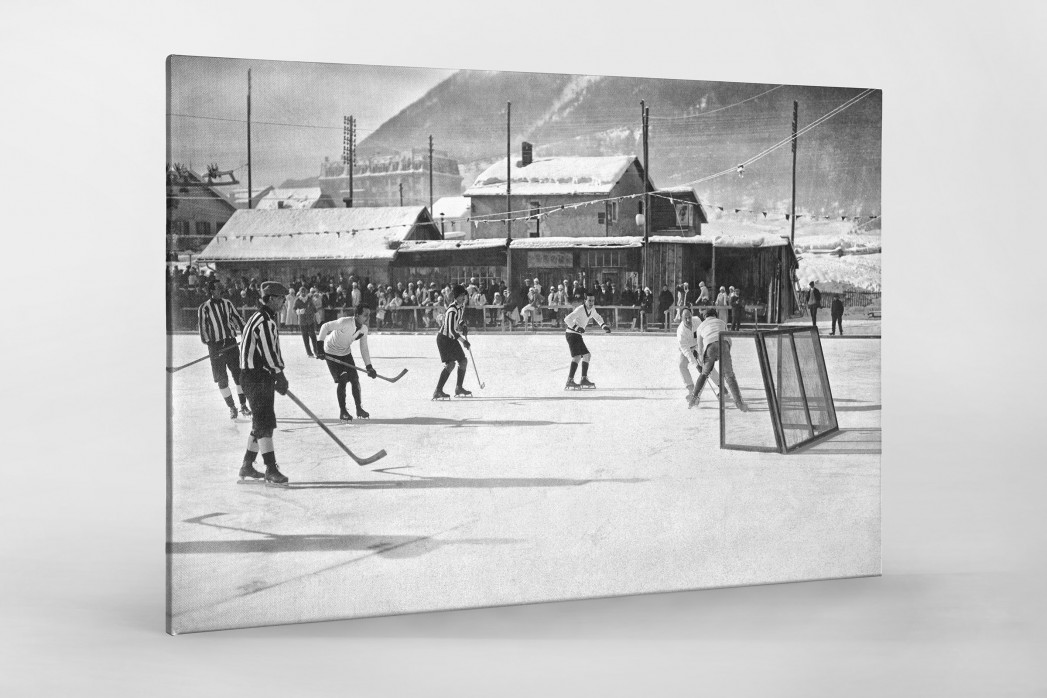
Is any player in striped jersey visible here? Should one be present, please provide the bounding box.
[198,283,251,419]
[316,304,378,422]
[238,281,291,485]
[433,284,472,399]
[563,292,611,389]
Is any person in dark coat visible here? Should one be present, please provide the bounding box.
[830,295,845,336]
[657,285,675,329]
[807,281,822,330]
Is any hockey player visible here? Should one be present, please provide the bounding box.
[433,284,472,399]
[198,282,251,419]
[315,305,378,422]
[686,309,748,411]
[238,281,291,485]
[563,292,610,390]
[676,306,719,396]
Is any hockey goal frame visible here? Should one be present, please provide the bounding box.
[719,326,839,454]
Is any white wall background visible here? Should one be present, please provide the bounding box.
[2,1,1044,695]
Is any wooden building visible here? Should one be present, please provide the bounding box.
[195,207,441,284]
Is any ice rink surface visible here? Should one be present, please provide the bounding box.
[168,330,880,633]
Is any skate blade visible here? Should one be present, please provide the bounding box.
[263,480,290,488]
[237,477,265,485]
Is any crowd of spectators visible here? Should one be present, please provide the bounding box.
[168,265,752,332]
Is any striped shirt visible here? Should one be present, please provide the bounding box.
[564,304,608,335]
[240,305,285,372]
[438,303,466,340]
[198,297,245,344]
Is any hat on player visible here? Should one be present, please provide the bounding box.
[261,281,289,298]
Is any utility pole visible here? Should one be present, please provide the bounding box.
[428,134,434,211]
[247,69,252,209]
[399,181,403,206]
[505,101,512,290]
[641,101,650,331]
[790,100,798,245]
[349,116,356,207]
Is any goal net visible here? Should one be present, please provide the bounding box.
[719,326,838,453]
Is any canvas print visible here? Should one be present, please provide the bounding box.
[166,56,881,633]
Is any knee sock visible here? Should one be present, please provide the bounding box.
[456,365,466,390]
[350,380,362,409]
[581,361,589,379]
[243,435,258,465]
[220,386,235,408]
[437,364,453,392]
[568,362,578,380]
[261,451,277,468]
[336,382,347,411]
[234,383,247,406]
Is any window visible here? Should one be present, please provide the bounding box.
[597,212,606,225]
[607,201,618,223]
[196,221,212,237]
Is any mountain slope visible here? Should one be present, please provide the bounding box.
[359,70,881,219]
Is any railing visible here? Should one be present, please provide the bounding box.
[800,290,880,309]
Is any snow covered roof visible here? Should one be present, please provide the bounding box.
[256,187,324,210]
[511,236,643,249]
[196,207,439,262]
[464,156,641,197]
[431,196,471,219]
[398,238,506,253]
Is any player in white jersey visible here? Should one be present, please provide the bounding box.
[686,309,748,411]
[316,304,378,422]
[563,292,610,390]
[676,306,719,396]
[433,284,472,399]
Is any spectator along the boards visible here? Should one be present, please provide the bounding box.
[563,291,611,390]
[658,284,675,328]
[433,284,472,400]
[316,304,378,422]
[830,295,845,336]
[238,281,291,486]
[686,309,749,412]
[676,306,720,396]
[293,286,318,358]
[198,281,251,419]
[729,287,744,331]
[715,286,728,308]
[807,281,822,329]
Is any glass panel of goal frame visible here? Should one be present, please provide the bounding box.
[720,327,839,454]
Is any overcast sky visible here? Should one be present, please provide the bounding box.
[166,55,453,188]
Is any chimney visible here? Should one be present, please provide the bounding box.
[519,141,533,167]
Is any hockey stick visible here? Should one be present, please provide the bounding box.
[284,389,387,466]
[466,346,485,389]
[167,343,238,373]
[323,355,408,383]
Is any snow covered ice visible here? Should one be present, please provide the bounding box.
[168,331,880,633]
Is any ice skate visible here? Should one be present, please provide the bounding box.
[339,408,353,423]
[454,387,473,398]
[228,405,239,420]
[686,391,699,409]
[237,462,264,483]
[356,407,370,419]
[432,389,451,401]
[264,464,289,486]
[579,377,596,390]
[239,404,252,416]
[565,378,580,390]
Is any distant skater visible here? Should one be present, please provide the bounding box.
[807,281,822,330]
[676,307,719,396]
[686,309,748,411]
[316,305,378,422]
[830,296,845,336]
[433,284,472,400]
[198,281,250,419]
[563,291,611,390]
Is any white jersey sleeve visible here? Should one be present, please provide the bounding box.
[677,321,698,355]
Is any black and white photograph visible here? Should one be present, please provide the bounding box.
[3,2,1045,695]
[166,57,882,633]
